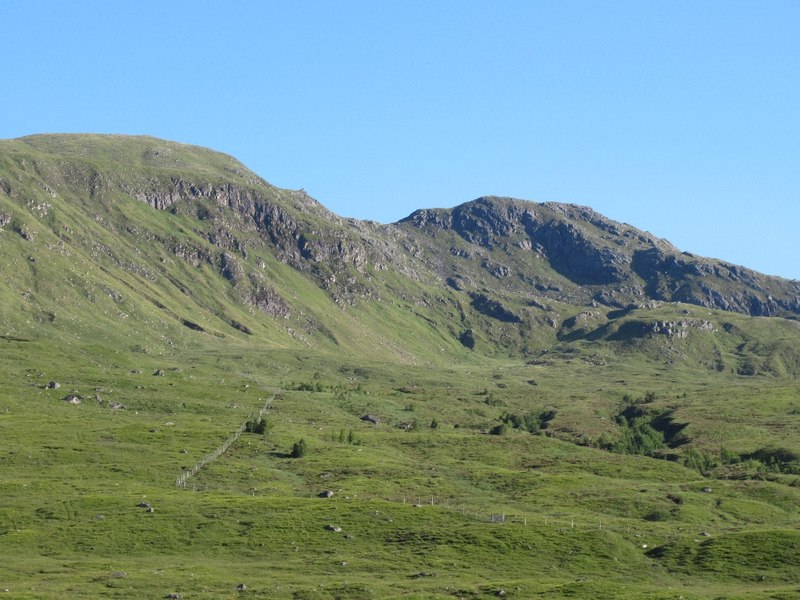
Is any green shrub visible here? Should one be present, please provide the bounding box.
[499,409,555,434]
[489,423,507,436]
[611,418,665,456]
[245,417,269,434]
[290,439,307,458]
[681,447,718,474]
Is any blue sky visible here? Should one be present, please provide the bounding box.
[3,1,798,279]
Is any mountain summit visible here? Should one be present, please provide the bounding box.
[399,196,799,316]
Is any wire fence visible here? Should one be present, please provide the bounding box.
[175,395,273,488]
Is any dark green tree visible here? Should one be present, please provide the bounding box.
[290,439,307,458]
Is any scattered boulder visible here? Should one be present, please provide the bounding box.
[318,490,335,498]
[63,394,82,405]
[236,583,247,592]
[46,381,60,389]
[165,594,182,600]
[324,524,342,532]
[361,414,381,425]
[153,369,165,376]
[137,502,152,510]
[701,487,713,493]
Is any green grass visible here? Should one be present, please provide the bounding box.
[2,337,799,598]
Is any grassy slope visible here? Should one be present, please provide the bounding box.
[1,136,799,598]
[2,334,798,599]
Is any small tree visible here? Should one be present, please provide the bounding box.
[245,417,269,435]
[290,439,307,458]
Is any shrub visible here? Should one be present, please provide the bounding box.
[290,439,307,458]
[245,417,269,435]
[489,423,507,436]
[499,409,555,434]
[643,509,670,522]
[744,446,800,474]
[610,418,665,456]
[681,447,717,474]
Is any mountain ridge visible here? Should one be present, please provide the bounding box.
[1,134,799,368]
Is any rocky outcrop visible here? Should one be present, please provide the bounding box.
[249,285,289,317]
[632,248,800,317]
[400,196,800,318]
[649,320,714,339]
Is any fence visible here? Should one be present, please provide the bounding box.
[175,395,273,488]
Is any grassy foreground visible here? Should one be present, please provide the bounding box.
[1,332,799,599]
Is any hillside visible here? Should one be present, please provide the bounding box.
[1,134,799,599]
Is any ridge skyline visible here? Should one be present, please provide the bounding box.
[6,131,797,283]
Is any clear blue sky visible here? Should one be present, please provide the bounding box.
[3,1,798,279]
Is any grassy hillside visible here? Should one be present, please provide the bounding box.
[1,135,799,598]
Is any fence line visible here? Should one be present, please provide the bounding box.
[175,395,273,488]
